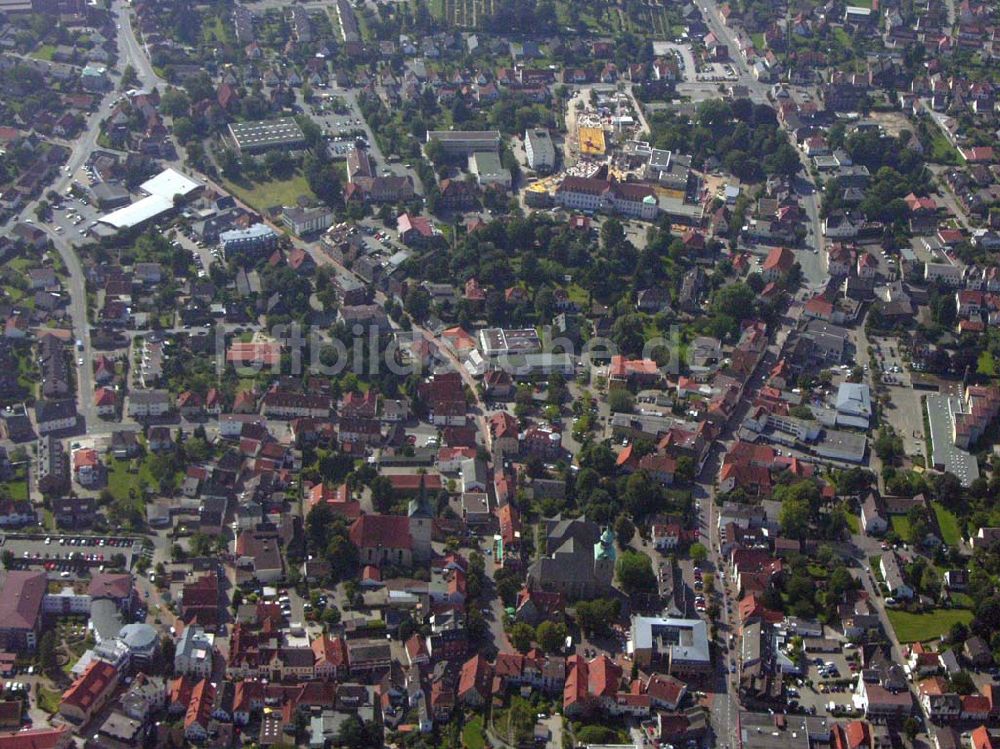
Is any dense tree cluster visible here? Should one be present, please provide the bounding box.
[649,99,801,182]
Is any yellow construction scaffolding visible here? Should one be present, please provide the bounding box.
[578,126,606,156]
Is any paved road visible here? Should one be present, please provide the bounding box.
[337,88,425,194]
[9,0,175,432]
[118,0,166,89]
[702,485,740,749]
[696,0,825,264]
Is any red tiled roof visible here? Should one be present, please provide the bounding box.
[458,654,492,701]
[0,727,71,749]
[94,387,116,406]
[349,514,412,550]
[563,656,589,710]
[184,679,214,731]
[227,342,281,366]
[0,571,45,632]
[963,695,991,713]
[762,246,795,272]
[587,655,621,698]
[609,355,659,378]
[388,474,443,491]
[645,674,686,706]
[61,660,117,712]
[88,573,132,600]
[498,504,521,545]
[972,726,993,749]
[312,635,347,668]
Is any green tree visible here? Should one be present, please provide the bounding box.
[950,671,975,695]
[622,471,661,517]
[574,598,620,636]
[424,138,445,167]
[509,622,535,653]
[370,475,394,514]
[607,388,634,414]
[404,287,431,320]
[779,495,812,539]
[614,515,635,548]
[616,550,657,596]
[37,630,56,674]
[689,542,708,564]
[576,727,618,745]
[535,620,568,653]
[902,717,920,744]
[611,314,645,358]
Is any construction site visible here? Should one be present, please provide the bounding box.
[522,87,704,224]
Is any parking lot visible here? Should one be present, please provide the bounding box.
[788,647,862,717]
[48,183,102,239]
[0,534,142,578]
[872,337,910,388]
[697,62,739,81]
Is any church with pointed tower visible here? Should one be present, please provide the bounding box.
[407,474,434,563]
[348,473,435,568]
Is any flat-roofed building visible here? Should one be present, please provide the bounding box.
[229,118,306,153]
[220,223,279,259]
[469,151,511,189]
[426,130,501,156]
[478,328,542,357]
[525,128,555,172]
[97,168,202,231]
[629,616,711,675]
[282,206,335,236]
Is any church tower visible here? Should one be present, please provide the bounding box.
[593,527,617,592]
[408,474,434,562]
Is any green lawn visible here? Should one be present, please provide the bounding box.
[887,608,973,643]
[951,592,975,608]
[889,515,911,539]
[832,27,853,49]
[0,465,29,502]
[846,512,860,534]
[201,15,233,45]
[807,564,830,579]
[462,716,485,749]
[222,174,315,215]
[932,502,963,546]
[0,479,28,502]
[846,0,872,7]
[106,454,171,504]
[929,130,961,164]
[32,44,56,61]
[37,687,61,714]
[978,351,996,376]
[106,457,143,505]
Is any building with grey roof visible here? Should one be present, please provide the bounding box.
[228,118,306,153]
[528,516,615,599]
[469,151,511,189]
[221,223,279,259]
[814,428,867,463]
[525,128,555,172]
[879,552,913,599]
[835,382,872,429]
[426,130,501,156]
[90,182,131,209]
[629,616,711,674]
